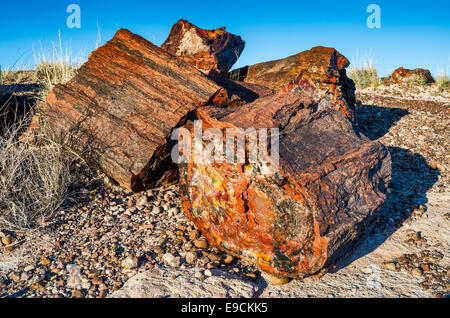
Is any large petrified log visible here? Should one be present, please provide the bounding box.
[161,19,245,77]
[44,29,269,191]
[43,29,224,191]
[177,91,391,278]
[229,46,356,119]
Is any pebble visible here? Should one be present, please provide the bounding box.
[185,251,198,265]
[193,238,208,249]
[121,254,139,269]
[162,253,181,267]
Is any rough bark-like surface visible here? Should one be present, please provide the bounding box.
[131,76,273,192]
[161,19,245,77]
[392,67,434,84]
[177,92,391,278]
[44,29,222,191]
[229,46,356,119]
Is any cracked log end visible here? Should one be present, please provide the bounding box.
[177,92,391,278]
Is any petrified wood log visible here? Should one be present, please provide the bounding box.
[161,19,245,77]
[229,46,356,120]
[177,92,391,278]
[44,29,224,191]
[44,29,272,191]
[392,67,434,84]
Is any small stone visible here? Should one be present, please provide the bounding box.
[136,196,148,208]
[204,269,213,277]
[92,277,103,285]
[162,253,181,267]
[185,251,198,265]
[410,268,423,277]
[267,275,289,285]
[24,265,35,272]
[1,234,11,246]
[41,256,52,266]
[223,255,234,264]
[193,238,208,249]
[189,230,200,241]
[420,264,430,272]
[382,262,397,271]
[151,206,161,214]
[8,272,21,283]
[121,254,139,269]
[207,253,220,262]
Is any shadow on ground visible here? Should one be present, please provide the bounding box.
[331,104,440,272]
[0,83,40,131]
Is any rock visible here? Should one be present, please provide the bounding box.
[136,196,148,208]
[223,255,234,264]
[1,234,11,246]
[44,28,222,192]
[189,229,201,241]
[185,251,198,265]
[161,19,245,77]
[121,254,139,269]
[383,262,397,271]
[41,256,51,266]
[162,253,181,267]
[392,67,434,84]
[177,91,391,278]
[110,267,257,298]
[410,268,423,277]
[193,238,208,249]
[229,46,355,119]
[267,275,289,286]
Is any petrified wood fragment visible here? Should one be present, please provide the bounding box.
[177,92,391,278]
[229,46,356,119]
[392,67,434,84]
[161,19,245,76]
[44,29,223,191]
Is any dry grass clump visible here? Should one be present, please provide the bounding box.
[348,62,382,89]
[405,73,429,86]
[0,106,74,232]
[434,72,450,93]
[33,32,81,102]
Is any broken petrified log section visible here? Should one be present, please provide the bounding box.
[178,92,391,278]
[391,67,434,84]
[43,21,391,278]
[44,28,260,191]
[229,46,356,120]
[161,19,245,77]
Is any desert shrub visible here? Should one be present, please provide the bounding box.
[348,63,382,89]
[405,73,429,86]
[0,107,73,231]
[34,61,77,86]
[434,72,450,93]
[33,32,81,102]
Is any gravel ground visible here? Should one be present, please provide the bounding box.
[0,83,448,298]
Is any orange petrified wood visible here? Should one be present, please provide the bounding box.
[44,28,267,191]
[162,19,245,77]
[177,92,391,278]
[229,46,356,120]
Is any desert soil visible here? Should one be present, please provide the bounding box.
[0,83,448,298]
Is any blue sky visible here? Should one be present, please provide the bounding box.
[0,0,449,76]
